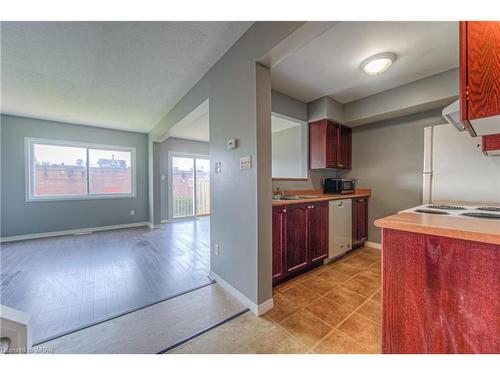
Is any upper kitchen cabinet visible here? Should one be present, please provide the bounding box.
[309,119,352,169]
[460,21,500,136]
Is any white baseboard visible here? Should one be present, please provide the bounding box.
[0,221,150,243]
[257,298,274,315]
[209,271,273,316]
[365,241,382,250]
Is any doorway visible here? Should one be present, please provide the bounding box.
[169,152,210,219]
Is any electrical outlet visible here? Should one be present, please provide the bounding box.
[130,210,135,216]
[214,243,220,256]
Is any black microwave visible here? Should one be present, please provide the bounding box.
[323,178,355,194]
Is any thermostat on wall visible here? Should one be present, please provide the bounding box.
[227,139,237,150]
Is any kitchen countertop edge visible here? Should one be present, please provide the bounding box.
[374,212,500,246]
[272,191,371,207]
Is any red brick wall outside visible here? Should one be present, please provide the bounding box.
[34,165,131,196]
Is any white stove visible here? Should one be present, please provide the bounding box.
[401,204,500,220]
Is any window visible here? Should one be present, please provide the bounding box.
[25,138,136,201]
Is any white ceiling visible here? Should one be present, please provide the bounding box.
[168,99,209,142]
[271,21,459,104]
[0,21,252,133]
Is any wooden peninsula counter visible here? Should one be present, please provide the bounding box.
[375,209,499,354]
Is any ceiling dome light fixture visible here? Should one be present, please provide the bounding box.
[361,52,397,75]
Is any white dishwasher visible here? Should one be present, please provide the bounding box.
[328,199,352,259]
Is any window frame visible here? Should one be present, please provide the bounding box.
[25,137,137,202]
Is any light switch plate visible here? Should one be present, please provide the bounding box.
[240,156,252,170]
[215,161,222,173]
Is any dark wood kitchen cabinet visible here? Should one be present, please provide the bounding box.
[285,204,309,274]
[272,201,329,283]
[309,119,352,170]
[352,197,368,249]
[272,207,286,281]
[460,21,500,135]
[307,202,329,263]
[339,125,352,169]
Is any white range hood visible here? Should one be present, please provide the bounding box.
[443,99,500,136]
[442,100,466,132]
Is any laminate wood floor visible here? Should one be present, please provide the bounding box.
[0,217,210,344]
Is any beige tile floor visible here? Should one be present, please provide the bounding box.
[168,246,381,354]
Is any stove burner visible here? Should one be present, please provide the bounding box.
[462,212,500,219]
[477,207,500,212]
[427,205,466,210]
[415,209,450,215]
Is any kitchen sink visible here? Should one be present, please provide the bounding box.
[272,195,320,200]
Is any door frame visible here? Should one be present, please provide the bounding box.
[167,151,210,221]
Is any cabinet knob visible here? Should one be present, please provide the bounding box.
[282,209,287,213]
[308,205,314,209]
[338,164,344,167]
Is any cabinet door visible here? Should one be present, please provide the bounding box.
[339,126,352,169]
[326,121,339,168]
[308,202,329,263]
[357,198,368,242]
[461,22,500,122]
[352,198,368,247]
[285,204,309,273]
[272,207,286,281]
[352,199,359,244]
[309,120,327,169]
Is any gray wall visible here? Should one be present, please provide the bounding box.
[307,96,344,123]
[159,137,209,221]
[305,69,458,127]
[149,22,306,306]
[271,90,307,121]
[338,108,446,243]
[344,69,458,126]
[1,114,149,237]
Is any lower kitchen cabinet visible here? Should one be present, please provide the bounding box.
[272,207,286,280]
[272,201,329,283]
[285,204,309,273]
[352,197,368,248]
[307,202,329,263]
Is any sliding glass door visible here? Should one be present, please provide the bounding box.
[170,153,210,219]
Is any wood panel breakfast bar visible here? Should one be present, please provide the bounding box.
[375,210,500,354]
